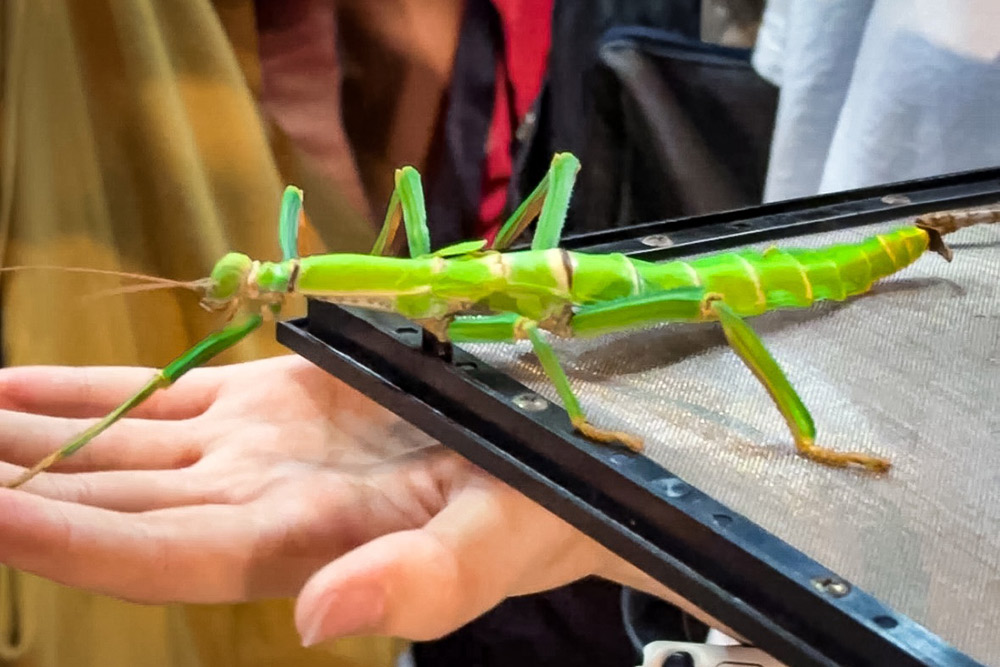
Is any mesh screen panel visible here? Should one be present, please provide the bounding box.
[463,220,1000,664]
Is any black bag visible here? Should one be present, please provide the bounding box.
[425,0,777,245]
[517,25,778,233]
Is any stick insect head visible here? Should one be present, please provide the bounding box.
[202,252,254,311]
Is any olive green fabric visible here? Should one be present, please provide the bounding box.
[0,0,399,665]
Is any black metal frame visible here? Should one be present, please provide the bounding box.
[277,168,1000,667]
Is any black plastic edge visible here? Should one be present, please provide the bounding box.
[559,166,1000,258]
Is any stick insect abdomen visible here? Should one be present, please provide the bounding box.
[630,226,932,318]
[781,226,929,304]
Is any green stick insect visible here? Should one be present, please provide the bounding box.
[4,153,999,488]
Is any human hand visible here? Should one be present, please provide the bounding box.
[0,355,705,645]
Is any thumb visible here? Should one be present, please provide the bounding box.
[294,480,608,645]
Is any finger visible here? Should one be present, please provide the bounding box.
[0,365,220,419]
[0,409,204,471]
[0,461,215,511]
[295,480,607,644]
[0,441,320,512]
[0,487,260,603]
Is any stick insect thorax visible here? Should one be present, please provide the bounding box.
[202,248,600,335]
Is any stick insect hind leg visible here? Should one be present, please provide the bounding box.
[708,299,890,473]
[572,289,890,472]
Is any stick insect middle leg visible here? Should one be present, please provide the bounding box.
[370,167,431,258]
[491,152,581,251]
[445,288,725,452]
[366,150,581,265]
[448,313,643,450]
[448,285,892,471]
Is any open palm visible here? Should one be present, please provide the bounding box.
[0,355,685,644]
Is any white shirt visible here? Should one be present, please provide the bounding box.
[752,0,1000,202]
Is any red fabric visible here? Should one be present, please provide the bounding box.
[477,0,554,238]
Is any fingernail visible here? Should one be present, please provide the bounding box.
[300,585,386,647]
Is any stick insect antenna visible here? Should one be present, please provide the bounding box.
[80,278,214,302]
[0,265,196,287]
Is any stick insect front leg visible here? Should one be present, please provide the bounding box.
[4,315,264,489]
[5,187,310,489]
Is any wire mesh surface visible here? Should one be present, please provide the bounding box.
[462,219,1000,665]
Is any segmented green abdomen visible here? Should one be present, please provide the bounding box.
[638,226,930,317]
[782,226,929,304]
